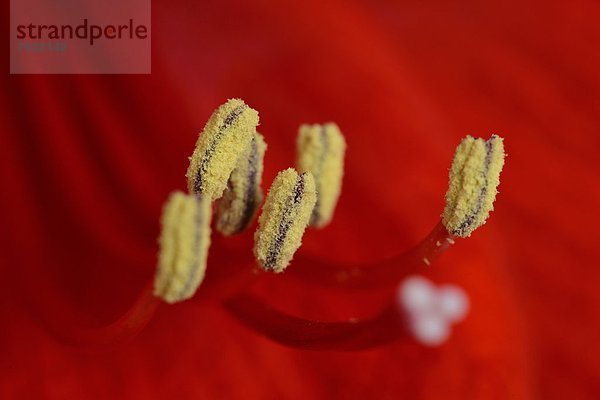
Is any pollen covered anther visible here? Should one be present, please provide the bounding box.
[254,168,317,272]
[297,123,346,228]
[154,191,212,304]
[442,135,505,237]
[216,132,267,235]
[186,98,259,200]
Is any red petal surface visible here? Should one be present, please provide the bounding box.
[1,0,598,398]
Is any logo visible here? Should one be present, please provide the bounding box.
[10,0,151,74]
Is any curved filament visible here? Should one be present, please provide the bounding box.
[42,282,160,348]
[292,221,455,289]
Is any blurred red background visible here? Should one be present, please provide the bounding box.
[1,0,599,398]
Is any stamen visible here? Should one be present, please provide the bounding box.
[254,169,316,272]
[186,98,259,200]
[442,135,505,237]
[297,123,346,228]
[215,132,267,235]
[287,135,504,289]
[154,191,212,303]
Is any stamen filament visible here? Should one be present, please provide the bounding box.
[291,221,455,289]
[44,283,160,348]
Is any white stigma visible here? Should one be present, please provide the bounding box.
[397,275,470,347]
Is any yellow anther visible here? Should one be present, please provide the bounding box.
[254,168,316,272]
[154,191,212,303]
[442,135,505,237]
[297,122,346,228]
[186,98,259,200]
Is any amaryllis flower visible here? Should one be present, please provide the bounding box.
[1,1,598,399]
